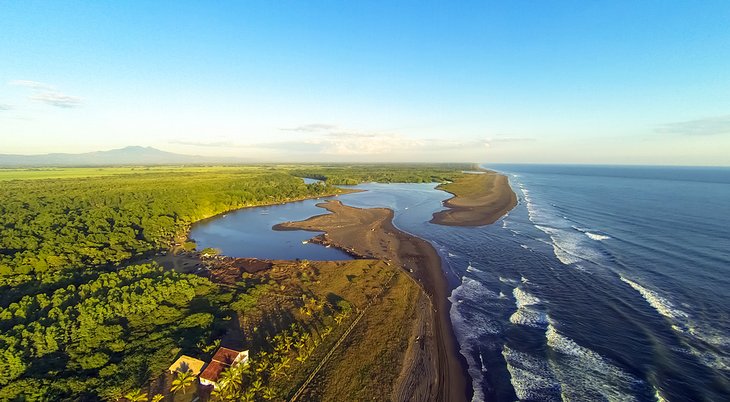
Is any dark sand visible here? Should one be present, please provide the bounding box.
[275,200,472,402]
[432,170,517,226]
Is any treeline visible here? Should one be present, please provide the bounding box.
[0,263,226,400]
[288,164,472,185]
[0,171,338,290]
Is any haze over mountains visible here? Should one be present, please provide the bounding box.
[0,146,248,167]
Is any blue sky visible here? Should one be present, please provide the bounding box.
[1,1,729,164]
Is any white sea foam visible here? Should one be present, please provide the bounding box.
[466,262,483,274]
[520,244,530,249]
[499,276,518,284]
[455,276,501,302]
[502,345,562,401]
[585,232,611,241]
[510,287,548,328]
[449,278,502,402]
[521,275,529,283]
[620,276,688,320]
[546,324,643,401]
[513,287,540,308]
[510,308,550,328]
[448,252,457,257]
[622,277,730,372]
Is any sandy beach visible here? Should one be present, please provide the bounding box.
[432,170,518,226]
[275,200,472,402]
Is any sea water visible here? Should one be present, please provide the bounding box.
[191,167,730,401]
[338,166,730,401]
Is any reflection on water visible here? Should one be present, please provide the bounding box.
[189,197,352,260]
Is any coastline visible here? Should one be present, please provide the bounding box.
[275,200,473,402]
[431,169,518,226]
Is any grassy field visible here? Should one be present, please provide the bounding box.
[0,166,278,181]
[184,257,420,401]
[297,267,420,401]
[435,170,495,201]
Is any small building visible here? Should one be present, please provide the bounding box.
[199,347,249,389]
[168,355,206,376]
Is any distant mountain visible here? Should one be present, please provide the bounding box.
[0,146,246,167]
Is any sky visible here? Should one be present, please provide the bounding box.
[1,1,729,165]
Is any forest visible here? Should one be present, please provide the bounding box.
[0,165,465,400]
[287,163,470,185]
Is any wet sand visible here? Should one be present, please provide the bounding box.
[274,200,472,402]
[432,170,517,226]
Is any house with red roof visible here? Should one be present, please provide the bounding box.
[199,347,249,389]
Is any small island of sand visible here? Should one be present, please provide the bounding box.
[431,169,518,226]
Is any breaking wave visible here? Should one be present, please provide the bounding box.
[620,276,688,321]
[546,324,644,401]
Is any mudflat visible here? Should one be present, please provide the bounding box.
[431,170,517,226]
[274,200,472,402]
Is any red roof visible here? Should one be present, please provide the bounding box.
[200,347,245,383]
[211,347,241,365]
[200,361,228,382]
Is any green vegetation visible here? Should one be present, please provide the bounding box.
[0,263,226,400]
[0,169,339,291]
[0,165,460,400]
[288,163,471,185]
[204,259,417,401]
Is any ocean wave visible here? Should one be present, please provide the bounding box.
[620,276,688,320]
[513,287,540,308]
[466,263,483,274]
[572,225,612,241]
[621,277,730,372]
[510,308,550,329]
[499,276,518,284]
[585,232,611,241]
[546,324,643,401]
[502,345,562,401]
[449,281,503,402]
[452,276,501,303]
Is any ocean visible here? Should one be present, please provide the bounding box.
[337,165,730,401]
[192,166,730,401]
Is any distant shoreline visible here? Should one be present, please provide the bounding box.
[431,169,518,226]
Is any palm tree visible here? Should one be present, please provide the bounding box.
[123,389,147,402]
[170,370,195,395]
[262,386,277,400]
[218,366,242,395]
[250,378,264,396]
[150,395,164,402]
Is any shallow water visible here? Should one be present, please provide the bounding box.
[189,197,352,260]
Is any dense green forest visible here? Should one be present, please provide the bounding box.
[288,163,471,185]
[0,263,225,400]
[0,165,466,400]
[0,170,336,290]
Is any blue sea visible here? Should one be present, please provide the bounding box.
[193,166,730,401]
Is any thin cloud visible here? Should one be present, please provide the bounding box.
[490,137,536,143]
[169,139,241,148]
[9,80,82,108]
[0,104,11,111]
[8,80,55,90]
[30,92,82,108]
[280,123,337,132]
[656,115,730,136]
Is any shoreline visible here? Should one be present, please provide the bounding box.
[275,200,473,402]
[431,169,518,226]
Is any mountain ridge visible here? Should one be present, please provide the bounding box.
[0,146,247,167]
